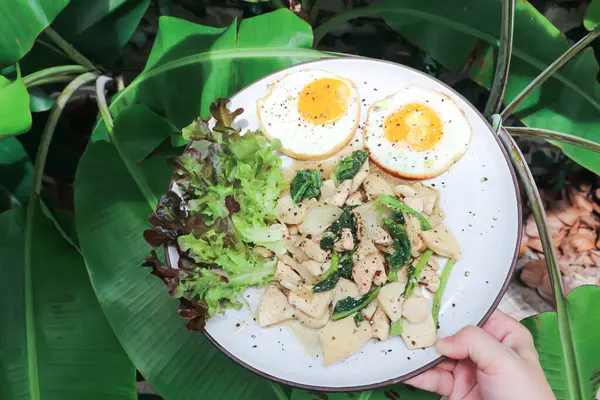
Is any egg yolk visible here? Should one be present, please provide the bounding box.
[384,103,442,151]
[298,78,350,124]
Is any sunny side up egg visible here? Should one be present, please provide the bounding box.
[256,70,360,160]
[365,85,472,180]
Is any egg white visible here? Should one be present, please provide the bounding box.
[365,85,472,179]
[256,70,360,160]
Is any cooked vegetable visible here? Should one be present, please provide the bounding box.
[350,158,370,192]
[333,150,369,183]
[296,309,329,329]
[403,296,429,324]
[288,285,334,318]
[421,224,461,260]
[372,308,390,341]
[392,211,405,224]
[328,179,352,207]
[319,316,372,366]
[319,231,336,251]
[299,238,330,262]
[333,278,359,307]
[433,259,455,325]
[319,206,357,251]
[275,261,302,291]
[276,194,307,225]
[144,100,285,329]
[352,252,378,294]
[362,298,378,319]
[299,203,342,236]
[332,287,381,321]
[376,194,432,231]
[402,314,437,350]
[389,318,403,337]
[353,312,365,327]
[338,252,353,279]
[258,284,296,327]
[378,281,406,322]
[290,169,322,203]
[363,174,394,199]
[382,218,411,271]
[313,252,340,293]
[404,249,434,297]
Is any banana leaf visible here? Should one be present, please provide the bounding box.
[74,12,327,397]
[314,0,600,175]
[0,75,31,136]
[522,285,600,400]
[291,384,438,399]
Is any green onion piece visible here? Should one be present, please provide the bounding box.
[321,251,339,280]
[432,259,455,325]
[404,249,434,297]
[389,318,403,337]
[387,270,398,283]
[376,195,432,231]
[332,287,381,321]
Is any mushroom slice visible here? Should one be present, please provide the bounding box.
[371,307,390,341]
[319,317,372,365]
[258,284,297,327]
[362,298,379,320]
[370,252,387,286]
[421,224,461,260]
[351,159,370,192]
[412,183,439,215]
[402,296,429,324]
[377,282,407,322]
[401,314,437,350]
[371,226,393,245]
[288,285,334,318]
[303,259,329,277]
[352,253,378,295]
[281,255,317,284]
[405,214,425,258]
[334,228,354,252]
[296,309,330,329]
[419,265,440,292]
[276,194,307,225]
[320,179,337,200]
[299,238,330,262]
[333,278,360,307]
[328,179,352,207]
[275,261,303,290]
[363,174,394,200]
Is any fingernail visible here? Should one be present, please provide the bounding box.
[434,338,452,355]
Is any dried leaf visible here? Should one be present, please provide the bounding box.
[520,259,547,289]
[567,185,594,212]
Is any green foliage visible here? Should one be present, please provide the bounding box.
[291,385,438,400]
[0,76,31,136]
[0,0,69,68]
[0,138,34,208]
[584,0,600,30]
[333,149,368,183]
[290,169,322,203]
[522,285,600,400]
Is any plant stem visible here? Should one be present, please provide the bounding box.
[495,122,581,399]
[24,71,98,400]
[506,127,600,154]
[26,76,78,88]
[484,0,515,117]
[309,0,325,24]
[313,5,378,46]
[22,65,89,87]
[43,26,97,70]
[501,27,600,119]
[95,75,159,208]
[270,0,285,9]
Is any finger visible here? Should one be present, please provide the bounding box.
[482,310,538,363]
[405,367,454,397]
[437,359,458,372]
[435,325,513,373]
[450,359,477,399]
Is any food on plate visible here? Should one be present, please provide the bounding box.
[257,69,360,160]
[259,148,461,365]
[365,85,472,179]
[142,99,287,330]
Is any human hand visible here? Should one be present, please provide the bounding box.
[406,309,554,400]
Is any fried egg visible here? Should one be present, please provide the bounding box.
[365,85,471,179]
[257,70,360,160]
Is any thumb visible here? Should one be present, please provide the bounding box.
[435,326,514,373]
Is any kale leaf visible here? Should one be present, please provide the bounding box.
[333,150,369,183]
[382,217,411,271]
[290,169,322,203]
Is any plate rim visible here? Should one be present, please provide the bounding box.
[164,55,523,392]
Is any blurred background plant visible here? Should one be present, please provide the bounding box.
[1,0,599,399]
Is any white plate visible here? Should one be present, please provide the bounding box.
[166,57,521,391]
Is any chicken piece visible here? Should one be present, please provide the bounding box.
[401,314,437,350]
[333,278,360,307]
[328,179,352,207]
[394,185,417,198]
[320,179,337,200]
[370,252,387,286]
[276,194,307,225]
[363,174,394,200]
[405,214,425,258]
[421,224,461,260]
[376,244,395,255]
[396,266,409,283]
[281,255,317,284]
[371,226,393,245]
[352,238,378,264]
[402,296,429,324]
[334,228,354,252]
[412,183,438,215]
[303,259,330,277]
[419,265,440,292]
[352,253,380,295]
[258,284,297,327]
[362,298,379,320]
[377,281,407,322]
[345,191,365,206]
[319,316,372,365]
[403,196,424,213]
[427,257,439,271]
[371,307,390,341]
[288,285,334,318]
[296,309,329,329]
[275,261,303,290]
[300,238,330,262]
[351,160,370,192]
